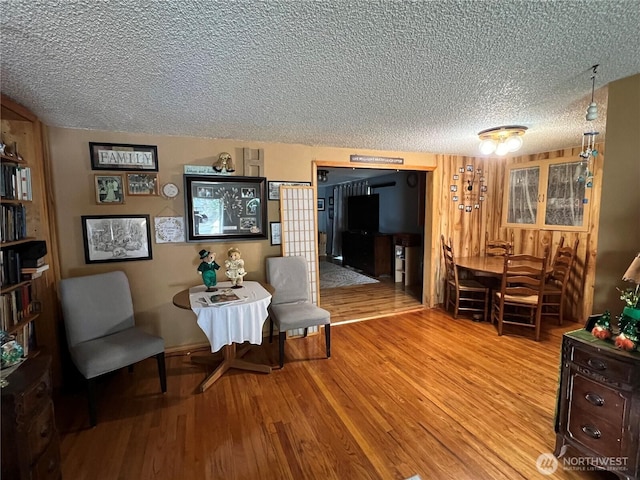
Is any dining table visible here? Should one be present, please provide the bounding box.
[172,281,274,392]
[455,255,553,276]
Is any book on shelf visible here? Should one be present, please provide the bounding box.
[20,264,49,274]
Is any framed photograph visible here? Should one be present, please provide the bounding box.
[270,222,281,246]
[89,142,158,171]
[81,214,152,264]
[267,181,311,201]
[318,198,325,211]
[94,174,125,204]
[126,172,159,196]
[329,197,334,206]
[185,175,267,242]
[328,207,334,220]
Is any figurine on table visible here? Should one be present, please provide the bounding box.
[197,249,220,292]
[225,247,247,288]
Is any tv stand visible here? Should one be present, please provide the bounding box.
[342,231,392,277]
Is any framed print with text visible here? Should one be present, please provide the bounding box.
[89,142,158,171]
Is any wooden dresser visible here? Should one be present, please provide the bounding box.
[554,329,639,479]
[341,231,392,277]
[1,354,62,479]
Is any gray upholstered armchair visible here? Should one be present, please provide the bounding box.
[266,256,331,368]
[59,270,166,427]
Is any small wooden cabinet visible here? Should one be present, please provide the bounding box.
[393,233,421,286]
[1,354,61,479]
[554,329,640,479]
[341,231,392,277]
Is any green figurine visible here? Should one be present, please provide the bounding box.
[197,249,220,292]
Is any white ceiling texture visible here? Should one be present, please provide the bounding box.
[1,1,639,170]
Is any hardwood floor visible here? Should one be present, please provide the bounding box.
[319,257,423,324]
[55,309,615,480]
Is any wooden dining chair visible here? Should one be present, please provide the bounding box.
[441,235,490,322]
[542,238,579,325]
[485,231,513,256]
[491,251,548,341]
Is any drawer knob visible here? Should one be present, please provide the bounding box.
[585,392,605,407]
[581,424,602,439]
[587,358,606,371]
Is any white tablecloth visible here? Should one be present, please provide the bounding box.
[189,281,271,352]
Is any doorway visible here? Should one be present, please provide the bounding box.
[314,165,429,322]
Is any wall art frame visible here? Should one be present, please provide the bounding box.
[126,172,159,196]
[317,198,325,211]
[89,142,159,171]
[267,181,311,201]
[184,175,267,242]
[94,174,125,204]
[81,214,152,264]
[270,222,281,246]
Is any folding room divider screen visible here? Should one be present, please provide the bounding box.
[279,185,320,336]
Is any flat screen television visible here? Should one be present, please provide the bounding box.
[347,194,379,232]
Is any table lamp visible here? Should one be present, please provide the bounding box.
[613,253,640,351]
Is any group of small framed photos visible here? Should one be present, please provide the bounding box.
[94,173,159,204]
[90,142,159,205]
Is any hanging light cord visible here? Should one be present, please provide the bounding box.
[590,64,599,102]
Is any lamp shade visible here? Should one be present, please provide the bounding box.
[623,253,640,284]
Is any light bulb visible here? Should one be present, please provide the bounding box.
[505,135,523,152]
[495,141,510,156]
[479,139,496,155]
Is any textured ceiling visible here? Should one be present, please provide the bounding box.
[1,1,639,157]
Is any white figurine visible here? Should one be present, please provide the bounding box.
[225,247,246,288]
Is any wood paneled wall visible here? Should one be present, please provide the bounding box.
[430,144,604,323]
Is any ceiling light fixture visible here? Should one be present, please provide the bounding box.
[317,169,329,183]
[478,125,528,156]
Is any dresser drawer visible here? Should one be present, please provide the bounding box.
[570,373,626,427]
[567,406,623,458]
[571,345,633,384]
[26,401,57,464]
[17,365,52,418]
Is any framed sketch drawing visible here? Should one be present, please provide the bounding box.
[185,175,267,242]
[94,174,125,204]
[89,142,158,171]
[267,181,311,201]
[81,214,152,263]
[126,172,159,196]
